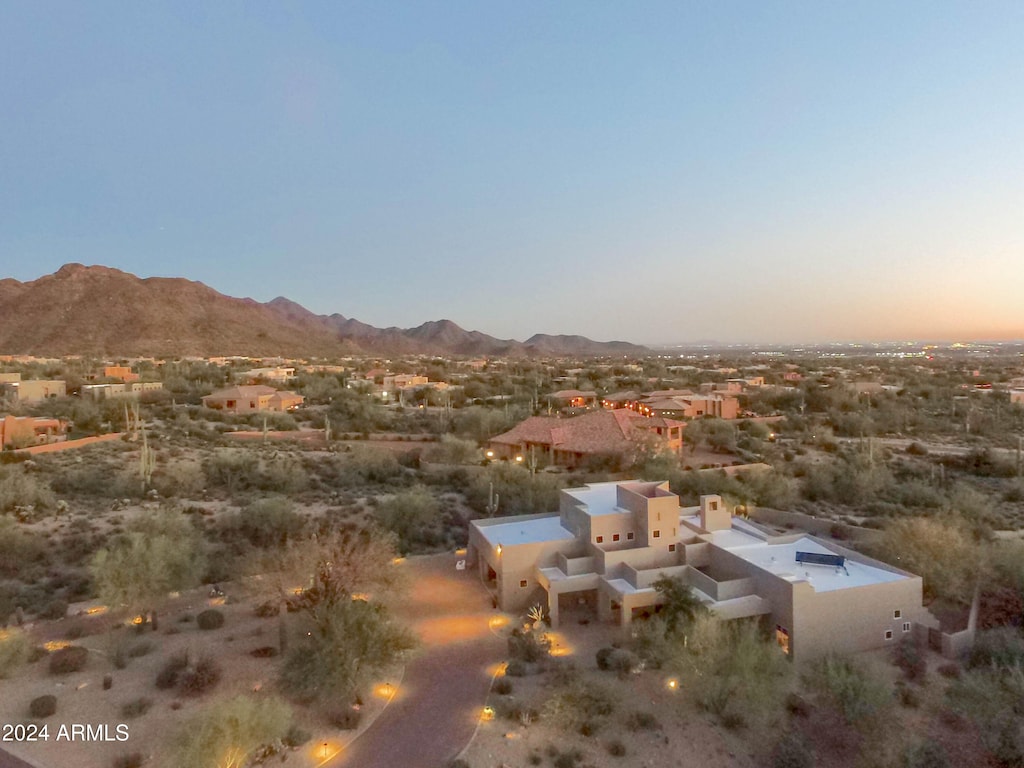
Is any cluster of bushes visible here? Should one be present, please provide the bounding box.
[155,652,222,696]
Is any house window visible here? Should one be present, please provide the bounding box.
[519,580,528,588]
[884,630,893,640]
[775,626,790,655]
[710,501,718,510]
[653,530,661,538]
[627,532,634,540]
[668,544,676,552]
[903,622,911,633]
[612,534,620,542]
[596,536,603,544]
[894,609,902,619]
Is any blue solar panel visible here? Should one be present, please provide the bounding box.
[795,551,846,569]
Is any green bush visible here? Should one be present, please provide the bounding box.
[283,726,312,747]
[155,652,189,689]
[29,694,57,718]
[901,739,949,768]
[327,707,362,730]
[771,731,813,768]
[49,646,88,675]
[625,711,660,730]
[121,697,152,719]
[0,627,30,679]
[493,677,513,695]
[177,656,222,696]
[196,609,225,630]
[810,654,891,725]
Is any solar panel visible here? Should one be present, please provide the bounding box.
[795,551,847,571]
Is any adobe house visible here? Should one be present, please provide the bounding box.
[0,415,67,449]
[201,385,304,414]
[469,480,935,661]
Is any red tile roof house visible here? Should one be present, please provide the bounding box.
[547,389,598,411]
[201,385,304,414]
[487,409,684,470]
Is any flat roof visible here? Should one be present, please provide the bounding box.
[473,515,576,548]
[710,525,907,592]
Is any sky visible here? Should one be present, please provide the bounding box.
[1,2,1023,345]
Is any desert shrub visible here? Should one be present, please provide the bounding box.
[228,497,305,549]
[901,739,950,768]
[0,627,30,678]
[893,638,927,683]
[595,646,615,670]
[625,710,660,730]
[121,697,153,718]
[283,725,312,747]
[38,599,68,620]
[29,694,57,718]
[508,629,550,663]
[493,677,513,695]
[505,660,528,677]
[969,627,1024,670]
[49,645,88,675]
[250,646,279,658]
[606,648,640,674]
[178,656,222,696]
[327,707,362,730]
[771,731,813,768]
[607,740,626,757]
[254,600,280,618]
[0,466,57,513]
[553,749,583,768]
[155,652,189,690]
[809,654,891,725]
[895,681,921,708]
[785,693,812,718]
[112,752,145,768]
[196,609,225,631]
[937,663,961,679]
[128,640,154,658]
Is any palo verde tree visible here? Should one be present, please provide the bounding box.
[278,530,415,706]
[90,511,207,626]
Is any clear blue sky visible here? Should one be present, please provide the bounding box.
[2,1,1023,344]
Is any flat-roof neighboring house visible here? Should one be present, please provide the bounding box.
[0,415,67,449]
[0,379,66,403]
[242,367,296,384]
[201,385,304,414]
[488,409,684,469]
[81,382,165,400]
[102,366,139,383]
[469,480,934,662]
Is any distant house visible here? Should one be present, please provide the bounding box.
[488,409,684,469]
[81,381,164,400]
[0,415,67,449]
[201,385,304,414]
[640,393,738,420]
[241,367,296,384]
[547,390,598,411]
[102,366,139,383]
[0,378,66,403]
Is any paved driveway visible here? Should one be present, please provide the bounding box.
[332,553,507,768]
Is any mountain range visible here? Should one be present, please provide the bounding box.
[0,264,647,358]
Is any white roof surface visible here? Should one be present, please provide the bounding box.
[564,482,625,516]
[474,516,575,547]
[708,523,907,592]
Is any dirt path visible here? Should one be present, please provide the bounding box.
[331,554,506,768]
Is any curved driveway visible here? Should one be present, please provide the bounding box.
[332,554,506,768]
